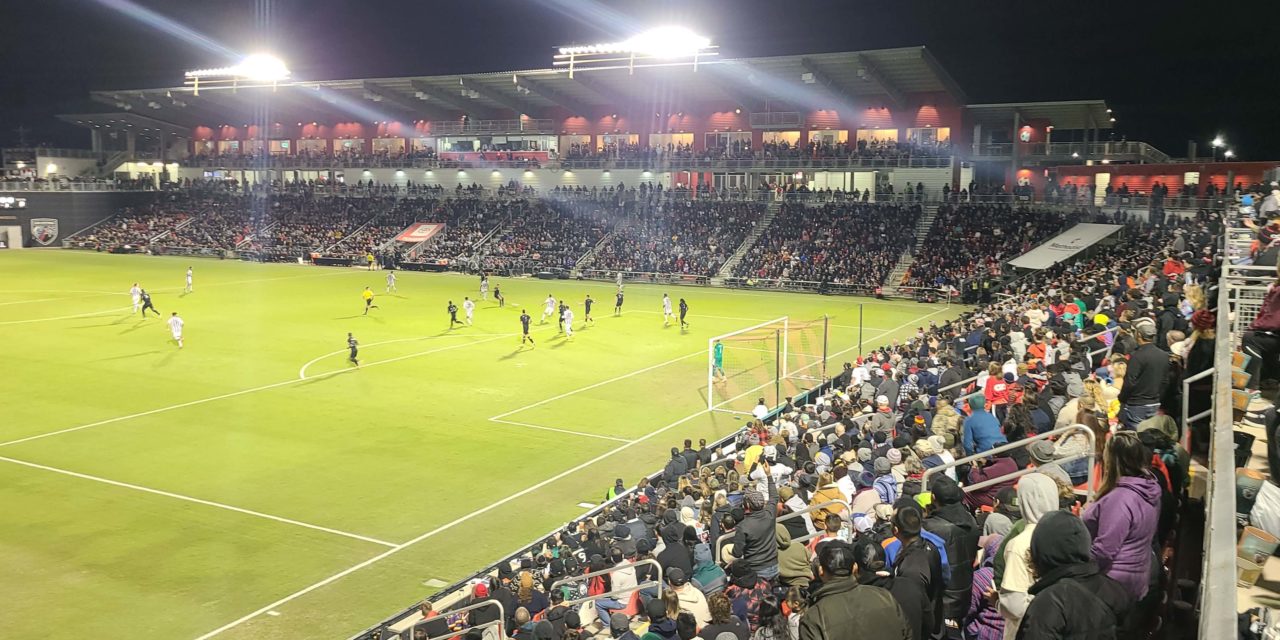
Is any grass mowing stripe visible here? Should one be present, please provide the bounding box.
[0,334,514,449]
[0,455,398,547]
[0,307,134,325]
[192,373,780,640]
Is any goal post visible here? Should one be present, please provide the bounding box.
[707,315,829,415]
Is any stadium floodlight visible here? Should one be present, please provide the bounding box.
[555,27,716,77]
[184,53,290,94]
[1211,136,1224,148]
[1224,150,1235,159]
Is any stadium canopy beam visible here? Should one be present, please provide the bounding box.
[800,57,876,112]
[98,91,220,129]
[458,78,541,118]
[851,54,906,112]
[410,80,496,119]
[513,76,591,117]
[568,74,631,110]
[917,47,967,103]
[362,82,455,121]
[698,65,762,112]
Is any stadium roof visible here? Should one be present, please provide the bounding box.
[78,46,969,130]
[965,100,1114,131]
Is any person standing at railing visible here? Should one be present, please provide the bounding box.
[730,464,779,580]
[1116,319,1169,430]
[1241,262,1280,390]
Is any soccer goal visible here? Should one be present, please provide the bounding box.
[707,315,829,415]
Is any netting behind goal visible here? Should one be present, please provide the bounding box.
[707,316,828,415]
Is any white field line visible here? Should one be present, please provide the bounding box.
[488,418,631,443]
[192,371,776,640]
[0,334,514,449]
[488,350,704,421]
[628,309,895,331]
[0,306,133,326]
[151,269,357,293]
[191,307,957,638]
[0,293,122,306]
[0,289,125,296]
[0,455,397,547]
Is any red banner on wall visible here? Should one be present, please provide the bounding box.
[396,223,444,243]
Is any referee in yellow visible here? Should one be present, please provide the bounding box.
[362,286,379,315]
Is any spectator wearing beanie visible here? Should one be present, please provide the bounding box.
[962,396,1006,457]
[611,612,641,640]
[642,597,680,640]
[890,504,945,640]
[998,473,1059,640]
[923,476,979,626]
[731,472,779,580]
[724,563,772,632]
[1017,511,1133,639]
[798,541,913,640]
[1116,318,1168,430]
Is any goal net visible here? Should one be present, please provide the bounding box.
[707,316,828,415]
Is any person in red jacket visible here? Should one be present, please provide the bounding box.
[983,365,1013,423]
[1242,264,1280,389]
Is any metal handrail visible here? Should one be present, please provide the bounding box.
[920,424,1097,501]
[561,580,662,610]
[937,325,1119,397]
[551,558,663,600]
[406,600,505,640]
[1180,366,1215,452]
[715,499,850,563]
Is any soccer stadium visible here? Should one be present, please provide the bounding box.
[2,6,1279,640]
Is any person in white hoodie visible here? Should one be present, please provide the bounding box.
[1009,326,1028,361]
[997,472,1059,640]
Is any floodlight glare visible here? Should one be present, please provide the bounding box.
[623,26,711,58]
[185,53,290,81]
[1224,150,1235,158]
[1211,136,1224,148]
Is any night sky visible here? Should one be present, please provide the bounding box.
[0,0,1273,159]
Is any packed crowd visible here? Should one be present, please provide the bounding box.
[558,140,951,165]
[734,202,922,286]
[589,201,765,277]
[479,199,612,272]
[901,205,1086,288]
[398,206,1223,640]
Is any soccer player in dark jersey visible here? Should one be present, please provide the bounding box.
[557,301,568,332]
[447,301,463,328]
[139,289,160,317]
[583,294,595,325]
[519,310,535,347]
[347,333,359,366]
[678,297,689,329]
[614,290,624,316]
[494,284,505,308]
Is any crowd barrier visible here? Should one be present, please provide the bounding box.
[714,499,851,563]
[920,424,1098,501]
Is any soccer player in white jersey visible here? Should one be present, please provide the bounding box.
[167,312,184,348]
[386,270,397,293]
[463,296,475,325]
[541,294,556,324]
[130,283,141,313]
[616,271,623,288]
[184,267,193,293]
[480,274,489,301]
[662,293,673,326]
[562,305,575,339]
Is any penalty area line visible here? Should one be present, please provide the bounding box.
[0,455,398,548]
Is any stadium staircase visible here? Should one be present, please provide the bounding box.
[715,200,780,280]
[236,221,277,250]
[570,227,620,274]
[94,150,129,178]
[321,216,378,255]
[880,202,941,296]
[148,213,199,245]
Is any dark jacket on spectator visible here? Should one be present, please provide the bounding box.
[656,523,693,576]
[1118,343,1170,406]
[731,474,778,572]
[797,576,912,640]
[923,478,980,621]
[1016,512,1132,640]
[892,537,945,639]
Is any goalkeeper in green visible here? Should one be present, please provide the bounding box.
[712,340,726,383]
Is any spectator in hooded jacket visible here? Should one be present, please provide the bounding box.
[1081,431,1163,606]
[798,541,913,640]
[998,473,1059,640]
[923,476,979,626]
[962,395,1006,456]
[965,535,1005,640]
[1016,511,1133,639]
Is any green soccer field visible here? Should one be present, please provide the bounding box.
[0,250,963,639]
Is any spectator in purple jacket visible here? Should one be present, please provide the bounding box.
[964,534,1004,640]
[1081,431,1162,604]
